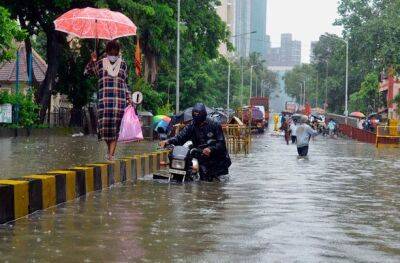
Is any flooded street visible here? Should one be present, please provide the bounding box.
[0,134,400,262]
[0,135,156,179]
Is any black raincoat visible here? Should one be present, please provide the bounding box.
[168,119,231,181]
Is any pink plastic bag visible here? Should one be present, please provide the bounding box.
[118,105,144,142]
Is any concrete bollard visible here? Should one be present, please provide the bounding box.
[71,167,95,194]
[89,163,113,188]
[133,155,143,178]
[11,177,43,214]
[149,153,158,174]
[40,172,67,204]
[142,155,150,176]
[121,158,136,182]
[47,170,77,201]
[67,168,86,197]
[0,151,168,224]
[23,175,57,210]
[0,180,29,224]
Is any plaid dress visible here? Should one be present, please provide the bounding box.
[85,58,130,141]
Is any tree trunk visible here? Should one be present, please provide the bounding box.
[36,30,62,123]
[69,106,83,127]
[142,41,159,86]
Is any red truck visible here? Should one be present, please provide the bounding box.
[250,97,269,128]
[242,106,265,133]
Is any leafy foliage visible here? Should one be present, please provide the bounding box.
[349,73,381,113]
[0,5,26,62]
[0,90,40,127]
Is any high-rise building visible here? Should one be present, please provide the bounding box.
[310,41,318,63]
[267,33,302,67]
[235,0,251,58]
[215,0,236,56]
[250,0,268,59]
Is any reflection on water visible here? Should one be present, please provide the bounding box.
[0,135,399,262]
[0,135,156,178]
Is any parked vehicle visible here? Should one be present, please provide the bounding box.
[250,97,269,128]
[242,106,265,133]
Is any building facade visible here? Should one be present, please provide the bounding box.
[267,33,302,67]
[216,0,236,56]
[235,0,251,58]
[249,0,268,59]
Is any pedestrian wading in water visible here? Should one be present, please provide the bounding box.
[85,40,131,161]
[296,116,318,157]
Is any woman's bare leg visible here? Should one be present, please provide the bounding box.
[109,140,117,157]
[105,141,112,160]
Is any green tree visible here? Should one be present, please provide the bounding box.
[0,5,26,62]
[349,73,381,114]
[0,0,95,122]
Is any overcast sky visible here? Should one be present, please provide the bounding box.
[267,0,343,63]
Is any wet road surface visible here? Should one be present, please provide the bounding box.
[0,135,156,179]
[0,134,399,262]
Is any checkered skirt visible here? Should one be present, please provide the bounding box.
[85,60,130,141]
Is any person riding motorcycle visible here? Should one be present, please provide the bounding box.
[159,103,231,181]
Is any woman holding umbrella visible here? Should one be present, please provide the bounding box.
[54,7,137,160]
[85,40,131,160]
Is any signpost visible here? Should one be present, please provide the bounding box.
[0,104,12,123]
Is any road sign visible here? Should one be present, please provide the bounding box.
[132,91,143,105]
[0,104,12,123]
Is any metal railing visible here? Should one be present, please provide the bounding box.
[338,124,376,144]
[222,124,251,155]
[376,125,400,146]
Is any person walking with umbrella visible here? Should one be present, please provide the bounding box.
[54,7,137,160]
[85,40,131,160]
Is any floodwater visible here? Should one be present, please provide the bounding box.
[0,134,400,262]
[0,135,156,179]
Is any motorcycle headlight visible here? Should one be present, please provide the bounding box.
[171,160,185,169]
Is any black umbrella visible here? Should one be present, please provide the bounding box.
[182,106,215,122]
[209,111,229,124]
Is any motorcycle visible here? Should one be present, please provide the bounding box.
[154,140,216,183]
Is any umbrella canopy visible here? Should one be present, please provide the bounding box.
[182,106,215,122]
[54,7,137,40]
[350,111,365,118]
[209,111,229,124]
[153,115,171,125]
[154,119,170,133]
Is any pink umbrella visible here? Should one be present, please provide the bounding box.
[54,7,137,40]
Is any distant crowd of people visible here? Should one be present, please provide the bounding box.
[277,113,339,158]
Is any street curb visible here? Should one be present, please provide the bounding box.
[0,150,170,224]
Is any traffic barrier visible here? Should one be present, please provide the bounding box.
[0,151,166,224]
[0,180,29,223]
[22,175,56,211]
[46,170,76,201]
[376,125,400,146]
[86,163,110,189]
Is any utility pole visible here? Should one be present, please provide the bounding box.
[240,57,244,106]
[321,35,349,122]
[315,73,319,108]
[249,65,255,104]
[303,79,306,107]
[299,83,303,106]
[227,62,231,110]
[325,61,328,111]
[255,75,258,97]
[175,0,181,114]
[345,40,349,122]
